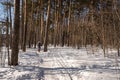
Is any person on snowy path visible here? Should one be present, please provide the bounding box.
[37,41,42,52]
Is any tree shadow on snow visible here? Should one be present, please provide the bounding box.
[12,64,120,80]
[13,65,84,80]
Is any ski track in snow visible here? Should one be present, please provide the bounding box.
[0,46,120,80]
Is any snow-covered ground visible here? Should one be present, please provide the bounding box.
[0,46,120,80]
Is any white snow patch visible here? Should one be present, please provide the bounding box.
[0,46,120,80]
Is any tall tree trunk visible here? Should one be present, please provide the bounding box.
[67,0,72,46]
[44,0,51,52]
[6,0,10,65]
[61,12,66,47]
[11,0,20,66]
[38,1,41,42]
[53,0,58,47]
[34,7,39,48]
[22,0,28,52]
[20,0,24,49]
[100,0,106,56]
[9,5,12,49]
[40,0,44,44]
[28,0,34,48]
[6,17,10,65]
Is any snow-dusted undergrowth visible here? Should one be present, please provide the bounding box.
[0,46,120,80]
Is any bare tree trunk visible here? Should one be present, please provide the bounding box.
[28,0,34,48]
[100,0,106,57]
[61,12,66,47]
[20,0,24,49]
[6,17,10,65]
[22,0,28,52]
[40,0,44,44]
[9,4,12,49]
[54,0,58,47]
[44,0,51,52]
[34,7,39,48]
[38,0,41,42]
[11,0,20,66]
[67,0,72,46]
[5,0,10,65]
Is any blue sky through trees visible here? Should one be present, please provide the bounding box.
[0,3,5,21]
[0,0,14,21]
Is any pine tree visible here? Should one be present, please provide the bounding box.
[11,0,20,66]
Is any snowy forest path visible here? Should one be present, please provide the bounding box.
[0,47,120,80]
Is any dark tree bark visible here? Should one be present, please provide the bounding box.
[22,0,28,52]
[44,0,51,52]
[11,0,20,66]
[6,17,10,65]
[40,0,44,45]
[20,0,24,49]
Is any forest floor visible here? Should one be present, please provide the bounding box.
[0,46,120,80]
